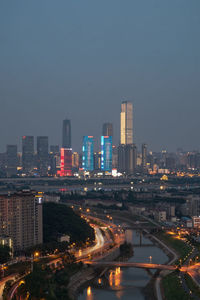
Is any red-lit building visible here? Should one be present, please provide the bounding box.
[57,148,72,176]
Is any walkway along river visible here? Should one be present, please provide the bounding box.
[78,229,169,300]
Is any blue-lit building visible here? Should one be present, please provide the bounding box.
[82,136,94,171]
[101,136,112,171]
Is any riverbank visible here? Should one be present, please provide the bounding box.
[141,230,178,300]
[68,246,122,300]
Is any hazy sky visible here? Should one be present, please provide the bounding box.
[0,0,200,153]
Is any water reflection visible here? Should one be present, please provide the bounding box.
[109,267,122,288]
[87,286,93,300]
[79,230,168,300]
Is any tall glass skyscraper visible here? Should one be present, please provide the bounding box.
[62,119,71,148]
[22,136,34,172]
[82,136,94,171]
[58,148,72,176]
[120,101,133,144]
[37,136,49,175]
[102,123,113,137]
[101,136,112,171]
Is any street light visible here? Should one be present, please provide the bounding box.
[149,256,152,263]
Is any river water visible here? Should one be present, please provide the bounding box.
[78,229,168,300]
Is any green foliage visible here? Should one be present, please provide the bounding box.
[43,202,95,244]
[184,273,200,298]
[120,242,133,258]
[162,272,193,300]
[155,231,192,263]
[0,245,10,264]
[2,280,14,300]
[16,261,82,300]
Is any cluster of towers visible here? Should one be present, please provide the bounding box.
[2,100,146,177]
[59,100,142,176]
[59,120,113,176]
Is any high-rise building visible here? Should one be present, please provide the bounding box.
[120,101,133,145]
[0,191,43,251]
[22,136,34,173]
[101,136,112,171]
[37,136,49,176]
[58,148,72,176]
[112,145,118,169]
[125,144,137,174]
[94,152,101,170]
[6,145,18,177]
[50,145,59,154]
[49,145,60,175]
[102,123,113,137]
[142,143,147,170]
[118,144,137,174]
[62,119,71,148]
[82,136,94,171]
[72,152,79,170]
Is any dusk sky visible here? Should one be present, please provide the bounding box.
[0,0,200,153]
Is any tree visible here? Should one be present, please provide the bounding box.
[0,245,10,264]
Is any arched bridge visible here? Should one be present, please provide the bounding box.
[84,261,177,271]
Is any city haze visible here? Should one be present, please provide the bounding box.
[0,0,200,152]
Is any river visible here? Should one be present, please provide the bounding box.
[78,229,168,300]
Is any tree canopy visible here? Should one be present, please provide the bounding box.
[43,202,95,244]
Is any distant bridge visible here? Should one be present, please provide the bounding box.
[84,261,177,271]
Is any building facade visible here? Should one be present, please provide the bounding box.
[82,136,94,171]
[22,136,34,173]
[58,148,72,176]
[62,119,71,148]
[120,101,133,145]
[101,136,112,171]
[0,192,43,251]
[142,143,147,170]
[6,145,18,177]
[37,136,49,176]
[102,123,113,137]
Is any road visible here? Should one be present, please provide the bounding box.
[0,275,16,300]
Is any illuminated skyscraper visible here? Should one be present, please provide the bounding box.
[102,123,113,137]
[58,148,72,176]
[120,101,133,145]
[82,136,94,171]
[72,152,79,170]
[22,136,34,172]
[62,119,71,148]
[101,136,112,171]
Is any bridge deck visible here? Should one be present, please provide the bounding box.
[85,261,176,271]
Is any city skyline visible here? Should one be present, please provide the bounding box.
[1,1,200,153]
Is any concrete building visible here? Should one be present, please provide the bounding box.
[62,119,71,148]
[118,144,137,174]
[102,123,113,137]
[6,145,18,177]
[72,152,79,170]
[0,236,13,256]
[22,136,34,173]
[142,143,147,171]
[37,136,49,176]
[0,192,43,251]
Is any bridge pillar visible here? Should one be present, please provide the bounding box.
[145,268,153,277]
